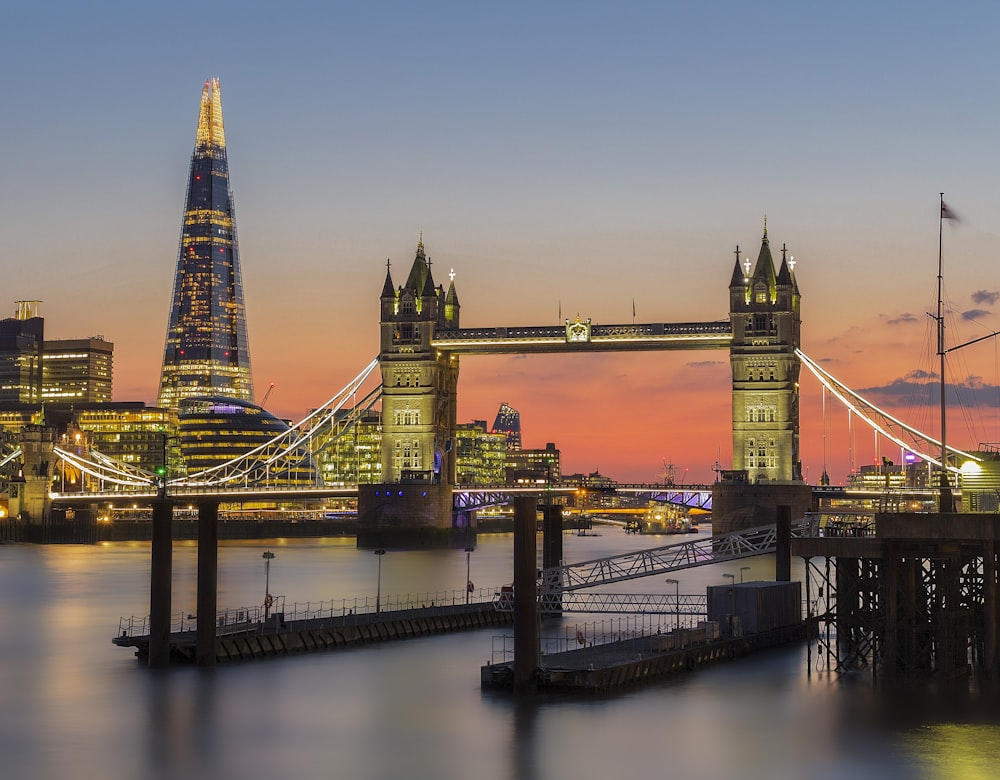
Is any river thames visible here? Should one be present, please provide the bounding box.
[1,526,997,780]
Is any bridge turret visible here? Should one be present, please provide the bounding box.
[362,238,463,547]
[728,221,802,485]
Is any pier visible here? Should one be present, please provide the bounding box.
[114,594,512,665]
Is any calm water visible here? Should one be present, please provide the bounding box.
[1,528,998,780]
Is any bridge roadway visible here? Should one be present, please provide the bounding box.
[50,482,942,510]
[431,320,732,354]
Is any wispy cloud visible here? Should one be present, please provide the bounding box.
[972,290,999,306]
[886,312,918,325]
[686,360,723,368]
[861,374,999,407]
[962,308,990,321]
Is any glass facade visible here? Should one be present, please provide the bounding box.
[491,402,522,450]
[178,397,315,485]
[42,338,113,403]
[158,79,253,413]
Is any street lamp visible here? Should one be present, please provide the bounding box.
[665,578,680,632]
[465,545,475,605]
[723,573,734,586]
[262,550,275,619]
[740,565,750,584]
[374,548,386,615]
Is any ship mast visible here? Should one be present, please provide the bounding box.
[937,193,952,512]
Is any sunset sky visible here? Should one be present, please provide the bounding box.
[3,2,999,484]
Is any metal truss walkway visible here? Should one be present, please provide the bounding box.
[543,519,815,593]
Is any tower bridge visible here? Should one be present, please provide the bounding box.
[362,227,809,545]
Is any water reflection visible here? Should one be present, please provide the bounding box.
[2,535,999,779]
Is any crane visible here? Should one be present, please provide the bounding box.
[260,382,275,408]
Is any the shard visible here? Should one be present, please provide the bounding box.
[157,78,253,413]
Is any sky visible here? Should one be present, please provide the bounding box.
[3,1,1000,484]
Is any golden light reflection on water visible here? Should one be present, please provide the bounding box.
[906,724,1000,780]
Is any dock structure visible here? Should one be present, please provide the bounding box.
[482,622,813,693]
[114,600,511,665]
[795,512,1000,682]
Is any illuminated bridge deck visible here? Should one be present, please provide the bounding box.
[432,321,732,354]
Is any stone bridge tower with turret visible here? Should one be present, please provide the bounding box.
[357,239,463,547]
[713,223,812,533]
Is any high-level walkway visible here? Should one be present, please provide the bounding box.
[543,519,815,593]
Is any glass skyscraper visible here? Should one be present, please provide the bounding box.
[158,78,253,413]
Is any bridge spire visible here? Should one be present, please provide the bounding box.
[381,258,395,298]
[729,245,745,288]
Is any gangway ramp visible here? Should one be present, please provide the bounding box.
[544,520,814,592]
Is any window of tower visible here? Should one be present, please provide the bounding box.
[402,297,414,315]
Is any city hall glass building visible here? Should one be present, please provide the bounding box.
[158,78,253,414]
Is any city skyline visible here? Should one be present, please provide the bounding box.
[4,3,1000,483]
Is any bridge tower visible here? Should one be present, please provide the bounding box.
[714,223,812,533]
[357,239,464,547]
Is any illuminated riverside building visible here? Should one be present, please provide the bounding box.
[158,78,253,414]
[316,409,383,485]
[0,302,44,404]
[455,420,506,485]
[491,403,522,450]
[0,403,173,475]
[178,397,315,484]
[42,338,113,403]
[506,442,561,485]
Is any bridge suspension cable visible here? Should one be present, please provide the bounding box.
[796,349,978,472]
[172,357,381,487]
[50,358,382,493]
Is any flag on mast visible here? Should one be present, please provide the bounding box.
[941,201,960,222]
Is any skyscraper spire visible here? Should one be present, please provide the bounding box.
[158,79,253,413]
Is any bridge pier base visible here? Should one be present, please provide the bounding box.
[148,498,173,669]
[196,501,219,667]
[711,482,813,535]
[357,483,471,548]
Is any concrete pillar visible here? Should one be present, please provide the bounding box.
[513,496,538,694]
[540,504,564,614]
[541,504,562,571]
[148,499,173,669]
[196,502,219,667]
[775,505,791,582]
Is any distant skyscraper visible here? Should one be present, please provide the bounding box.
[42,337,113,403]
[158,78,253,413]
[491,402,522,450]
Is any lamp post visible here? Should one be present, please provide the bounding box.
[665,578,680,632]
[262,550,275,619]
[374,548,386,615]
[740,565,750,584]
[723,572,735,634]
[465,545,475,605]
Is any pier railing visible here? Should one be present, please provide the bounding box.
[115,587,502,639]
[489,613,710,665]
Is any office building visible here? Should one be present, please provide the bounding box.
[0,302,44,404]
[42,338,113,403]
[158,78,253,414]
[491,402,522,450]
